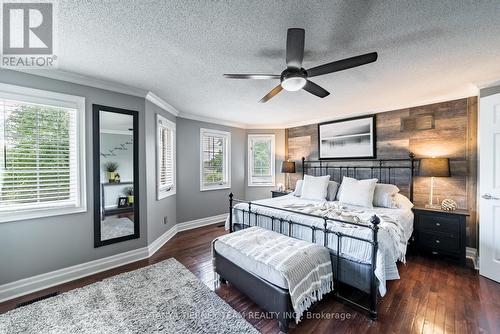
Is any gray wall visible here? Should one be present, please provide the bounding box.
[245,129,286,201]
[0,69,148,285]
[0,71,286,286]
[145,101,177,243]
[176,118,246,223]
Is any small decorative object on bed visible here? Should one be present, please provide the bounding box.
[318,115,376,159]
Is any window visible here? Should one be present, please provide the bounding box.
[200,128,230,191]
[0,83,86,223]
[157,114,176,199]
[248,134,275,186]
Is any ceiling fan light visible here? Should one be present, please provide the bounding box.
[281,77,306,91]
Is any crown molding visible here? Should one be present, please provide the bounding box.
[14,69,147,97]
[178,112,248,129]
[11,69,482,130]
[145,91,180,117]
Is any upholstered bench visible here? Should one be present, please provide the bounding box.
[213,226,334,332]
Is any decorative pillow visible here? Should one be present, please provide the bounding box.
[373,183,400,208]
[338,177,378,208]
[326,181,340,201]
[394,193,414,210]
[335,182,343,201]
[300,175,330,201]
[293,180,303,197]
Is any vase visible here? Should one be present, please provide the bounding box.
[128,195,134,205]
[107,172,116,183]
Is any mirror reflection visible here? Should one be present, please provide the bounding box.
[96,108,138,244]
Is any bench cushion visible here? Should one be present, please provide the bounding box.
[214,239,289,289]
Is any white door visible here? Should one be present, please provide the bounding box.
[479,93,500,282]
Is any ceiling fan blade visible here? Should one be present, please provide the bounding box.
[259,85,283,103]
[286,28,305,69]
[307,52,378,77]
[223,74,280,79]
[303,80,330,98]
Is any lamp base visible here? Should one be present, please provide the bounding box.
[425,204,442,210]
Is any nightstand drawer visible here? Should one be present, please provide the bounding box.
[418,215,460,235]
[419,231,460,253]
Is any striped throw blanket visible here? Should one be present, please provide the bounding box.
[214,226,334,323]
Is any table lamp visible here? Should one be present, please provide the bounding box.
[281,161,296,191]
[418,157,450,209]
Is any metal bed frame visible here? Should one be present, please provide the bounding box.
[225,153,416,322]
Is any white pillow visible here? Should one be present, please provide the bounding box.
[373,183,400,208]
[293,180,303,197]
[300,175,330,200]
[338,177,378,208]
[394,193,414,210]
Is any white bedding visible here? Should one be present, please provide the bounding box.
[226,194,414,296]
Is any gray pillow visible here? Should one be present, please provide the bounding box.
[326,181,340,201]
[373,183,400,208]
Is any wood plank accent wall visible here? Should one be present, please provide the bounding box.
[285,97,478,248]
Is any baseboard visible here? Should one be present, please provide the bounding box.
[147,224,178,256]
[466,247,479,270]
[0,213,228,303]
[0,247,149,303]
[176,213,228,232]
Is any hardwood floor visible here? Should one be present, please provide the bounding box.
[1,223,499,334]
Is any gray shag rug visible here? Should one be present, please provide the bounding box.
[101,217,134,241]
[0,258,258,334]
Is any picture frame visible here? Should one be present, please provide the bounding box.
[117,197,128,208]
[318,115,376,159]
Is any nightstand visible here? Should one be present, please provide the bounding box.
[413,207,469,266]
[271,190,292,198]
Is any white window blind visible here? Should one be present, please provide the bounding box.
[157,115,175,199]
[248,135,275,186]
[0,90,85,222]
[200,128,230,191]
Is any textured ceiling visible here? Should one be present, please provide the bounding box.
[38,1,500,127]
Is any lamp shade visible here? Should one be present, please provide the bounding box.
[418,158,450,177]
[281,161,296,173]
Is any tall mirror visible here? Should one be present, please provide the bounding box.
[93,105,139,247]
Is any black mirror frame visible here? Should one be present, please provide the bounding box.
[93,104,140,247]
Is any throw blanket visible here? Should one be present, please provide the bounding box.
[286,201,408,263]
[213,227,334,324]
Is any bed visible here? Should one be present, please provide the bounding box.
[221,154,417,319]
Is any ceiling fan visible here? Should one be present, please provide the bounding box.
[224,28,378,103]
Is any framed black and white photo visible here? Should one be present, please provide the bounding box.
[117,197,128,208]
[318,115,376,159]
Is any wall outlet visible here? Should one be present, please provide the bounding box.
[163,216,168,225]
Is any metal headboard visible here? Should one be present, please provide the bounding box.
[301,152,417,202]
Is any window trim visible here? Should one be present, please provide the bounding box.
[0,83,86,223]
[156,114,176,200]
[200,128,231,191]
[248,134,276,187]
